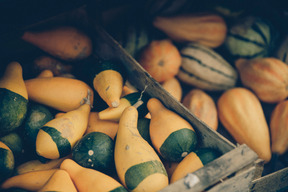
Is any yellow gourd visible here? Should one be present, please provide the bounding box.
[161,77,182,102]
[60,159,127,192]
[25,76,94,112]
[36,91,92,159]
[38,169,77,192]
[217,87,271,163]
[115,106,168,192]
[148,98,198,162]
[1,169,58,191]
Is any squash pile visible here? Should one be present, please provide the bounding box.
[0,1,288,191]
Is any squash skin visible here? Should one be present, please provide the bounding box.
[148,98,198,162]
[153,13,227,48]
[161,77,182,102]
[270,100,288,155]
[138,39,181,83]
[115,106,168,192]
[236,58,288,103]
[182,89,218,130]
[0,141,14,183]
[217,87,271,163]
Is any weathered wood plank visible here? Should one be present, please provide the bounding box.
[250,167,288,192]
[159,144,258,192]
[208,166,256,192]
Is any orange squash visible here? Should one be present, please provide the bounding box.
[217,87,271,163]
[270,100,288,155]
[161,77,182,102]
[22,26,92,61]
[153,13,227,48]
[25,76,94,112]
[138,39,181,83]
[182,89,218,130]
[235,58,288,103]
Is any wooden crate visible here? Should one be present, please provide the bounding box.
[0,6,260,192]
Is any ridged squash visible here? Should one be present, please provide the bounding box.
[115,106,168,191]
[36,91,92,159]
[235,57,288,103]
[0,62,28,136]
[153,13,227,48]
[60,159,128,192]
[21,26,92,61]
[25,76,94,112]
[177,43,238,91]
[148,98,198,162]
[270,100,288,155]
[217,87,271,163]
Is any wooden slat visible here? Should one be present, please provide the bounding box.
[208,166,256,192]
[160,144,258,192]
[250,167,288,192]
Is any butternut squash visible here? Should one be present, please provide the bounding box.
[0,62,28,135]
[115,106,168,191]
[93,59,126,108]
[235,58,288,103]
[22,26,92,61]
[182,89,218,130]
[148,98,198,162]
[60,158,128,192]
[1,169,58,191]
[217,87,271,163]
[36,90,92,159]
[138,39,181,83]
[85,112,118,140]
[25,76,94,112]
[161,77,182,102]
[270,100,288,155]
[153,13,227,48]
[38,169,77,192]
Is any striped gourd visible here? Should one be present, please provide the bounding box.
[224,16,278,60]
[177,43,238,91]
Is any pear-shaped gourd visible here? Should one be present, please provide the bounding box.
[148,98,198,162]
[270,100,288,155]
[93,59,126,108]
[60,159,127,192]
[217,87,271,163]
[22,26,92,61]
[36,90,92,160]
[38,169,77,192]
[25,76,94,112]
[0,62,28,136]
[115,106,168,192]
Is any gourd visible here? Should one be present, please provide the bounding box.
[98,92,149,122]
[170,148,221,183]
[38,169,77,192]
[21,26,92,61]
[1,169,58,191]
[85,112,118,140]
[153,13,227,48]
[25,76,94,112]
[137,117,152,145]
[93,59,126,108]
[60,159,128,192]
[148,98,198,162]
[138,39,181,83]
[182,89,218,130]
[72,132,115,174]
[36,91,92,160]
[217,87,271,163]
[0,132,23,159]
[0,141,15,182]
[235,57,288,103]
[161,77,182,102]
[114,106,168,191]
[270,100,288,155]
[177,43,238,91]
[224,16,278,60]
[0,62,28,136]
[274,35,288,64]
